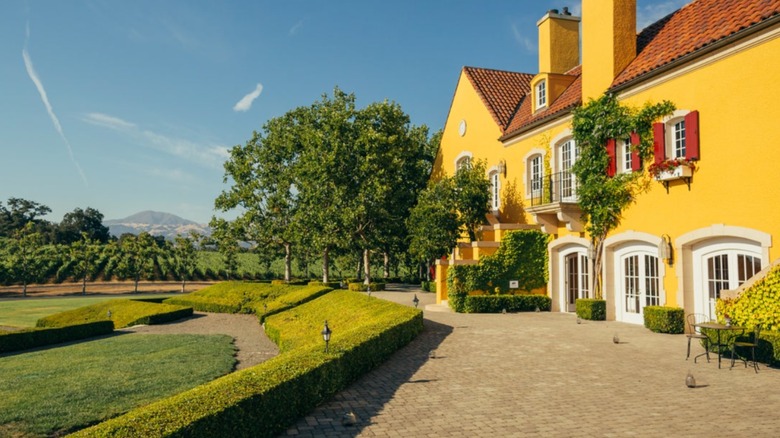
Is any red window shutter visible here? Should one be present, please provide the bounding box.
[685,110,700,160]
[606,138,616,177]
[630,132,642,171]
[653,123,666,164]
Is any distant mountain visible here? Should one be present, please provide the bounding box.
[104,210,210,240]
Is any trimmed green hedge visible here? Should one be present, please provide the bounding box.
[461,294,552,313]
[36,299,193,329]
[0,321,114,353]
[308,281,341,289]
[575,299,606,321]
[643,306,684,334]
[348,282,385,292]
[248,286,332,323]
[69,291,423,438]
[164,281,280,313]
[420,281,435,292]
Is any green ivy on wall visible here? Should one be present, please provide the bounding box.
[447,229,549,312]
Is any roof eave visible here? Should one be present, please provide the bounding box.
[499,104,579,142]
[611,12,780,94]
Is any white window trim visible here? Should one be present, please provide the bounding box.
[663,109,692,159]
[536,80,547,109]
[618,138,633,174]
[488,166,501,211]
[522,148,546,197]
[453,151,473,172]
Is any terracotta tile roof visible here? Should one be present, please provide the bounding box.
[501,65,582,139]
[462,67,534,130]
[613,0,780,88]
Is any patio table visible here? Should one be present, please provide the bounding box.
[693,322,744,368]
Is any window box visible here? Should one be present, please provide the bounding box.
[654,164,693,181]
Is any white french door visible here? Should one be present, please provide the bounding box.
[619,251,661,324]
[564,251,590,312]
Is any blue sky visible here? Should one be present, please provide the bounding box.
[1,0,687,224]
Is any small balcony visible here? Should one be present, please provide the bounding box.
[526,171,583,234]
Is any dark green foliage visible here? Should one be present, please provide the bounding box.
[575,299,606,321]
[643,306,684,334]
[70,291,423,438]
[462,295,551,313]
[0,321,114,353]
[420,281,435,292]
[447,230,549,312]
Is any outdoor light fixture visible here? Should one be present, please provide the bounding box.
[658,234,673,264]
[498,159,507,176]
[413,294,419,308]
[587,241,596,260]
[107,310,112,319]
[321,320,332,353]
[686,370,696,388]
[613,333,620,344]
[367,284,372,298]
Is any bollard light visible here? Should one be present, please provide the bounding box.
[367,284,372,298]
[107,310,112,319]
[413,294,420,308]
[321,320,332,353]
[613,333,620,344]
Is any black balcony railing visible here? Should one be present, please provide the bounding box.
[528,170,579,207]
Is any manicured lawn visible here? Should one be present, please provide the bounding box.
[0,333,235,437]
[0,295,175,328]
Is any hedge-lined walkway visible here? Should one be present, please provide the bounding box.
[119,312,278,370]
[283,290,780,437]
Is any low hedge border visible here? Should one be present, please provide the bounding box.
[643,306,684,334]
[128,307,194,326]
[575,299,606,321]
[70,295,423,438]
[36,300,193,329]
[250,286,333,323]
[461,295,551,313]
[347,282,385,292]
[420,281,435,292]
[308,281,341,289]
[0,321,114,353]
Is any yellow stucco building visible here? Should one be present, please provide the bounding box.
[433,0,780,325]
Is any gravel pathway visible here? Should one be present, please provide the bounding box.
[118,312,279,370]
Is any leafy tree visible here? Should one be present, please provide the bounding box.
[407,177,461,280]
[56,207,111,244]
[171,232,199,292]
[453,159,491,241]
[571,93,674,298]
[0,197,52,238]
[209,218,239,280]
[5,223,46,296]
[115,232,158,293]
[70,232,101,295]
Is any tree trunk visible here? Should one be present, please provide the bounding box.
[23,279,27,297]
[322,247,330,283]
[383,252,390,279]
[426,260,432,281]
[284,243,292,282]
[82,275,87,295]
[181,278,186,293]
[134,275,139,293]
[592,236,606,300]
[356,255,362,281]
[363,249,371,285]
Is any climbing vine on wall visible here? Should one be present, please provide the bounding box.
[571,93,674,298]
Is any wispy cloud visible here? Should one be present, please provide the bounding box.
[233,83,264,112]
[83,112,229,169]
[289,19,304,36]
[23,21,88,186]
[512,23,536,53]
[637,0,688,30]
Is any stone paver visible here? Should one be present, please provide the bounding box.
[283,288,780,437]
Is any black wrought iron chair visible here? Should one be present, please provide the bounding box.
[686,313,710,363]
[730,324,762,373]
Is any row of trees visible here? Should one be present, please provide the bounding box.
[0,198,111,244]
[215,88,491,284]
[0,224,200,296]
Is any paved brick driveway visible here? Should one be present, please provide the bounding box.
[283,289,780,437]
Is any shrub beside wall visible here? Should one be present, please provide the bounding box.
[0,321,114,353]
[447,230,549,312]
[575,299,606,321]
[643,306,684,334]
[347,282,385,292]
[462,295,551,313]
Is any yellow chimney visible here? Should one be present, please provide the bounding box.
[537,8,580,74]
[582,0,637,100]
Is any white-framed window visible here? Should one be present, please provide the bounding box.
[619,139,633,173]
[672,119,686,158]
[489,171,500,211]
[536,80,547,109]
[454,151,472,173]
[530,154,543,196]
[558,138,578,201]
